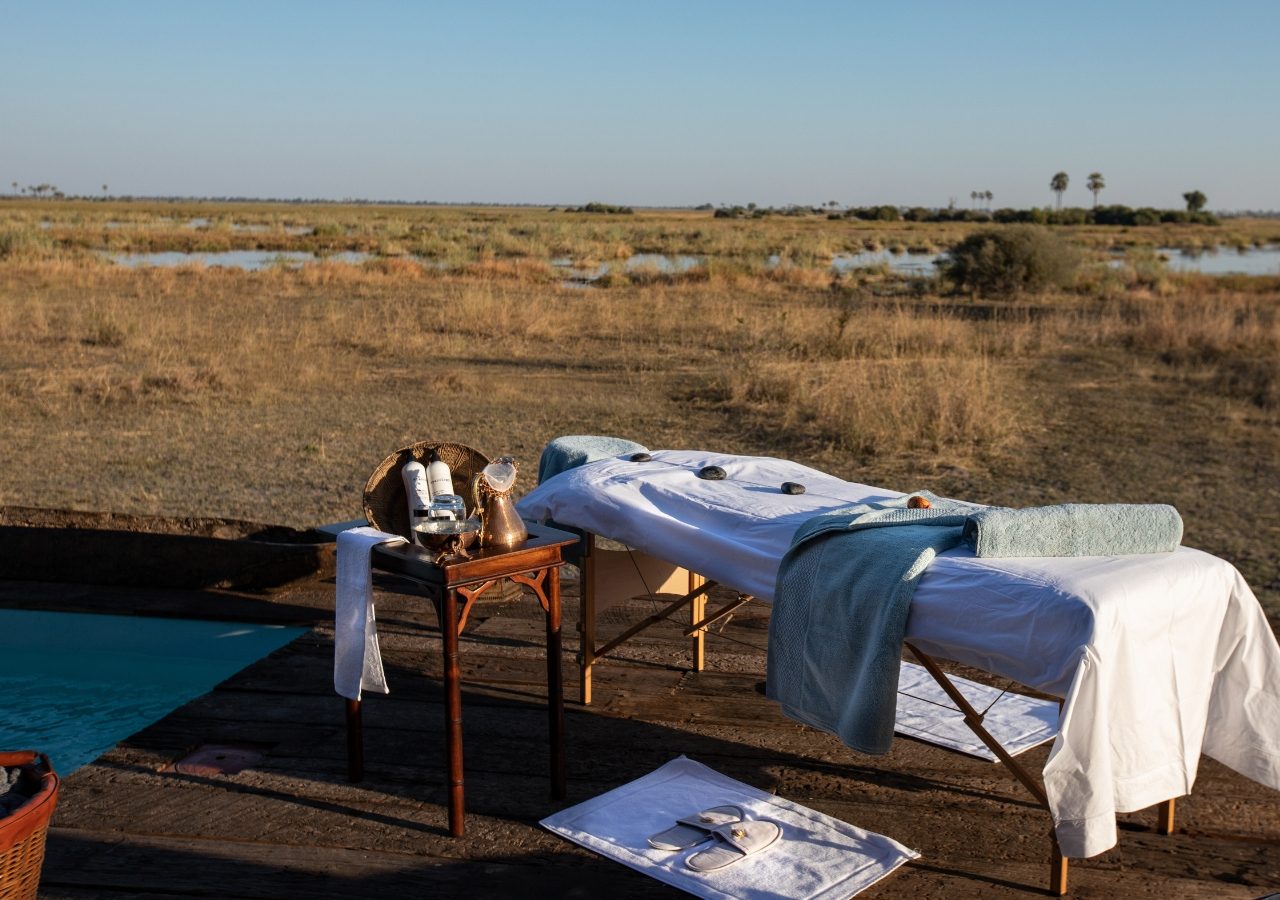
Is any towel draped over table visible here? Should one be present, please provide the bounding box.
[334,526,406,701]
[767,492,972,754]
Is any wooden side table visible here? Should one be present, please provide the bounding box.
[344,522,578,838]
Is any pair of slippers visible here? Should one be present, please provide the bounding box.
[646,804,781,872]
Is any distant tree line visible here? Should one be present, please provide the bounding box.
[831,204,1218,226]
[713,203,816,219]
[11,183,66,199]
[565,202,634,214]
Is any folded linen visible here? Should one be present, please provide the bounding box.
[536,434,649,485]
[334,526,406,701]
[963,503,1183,558]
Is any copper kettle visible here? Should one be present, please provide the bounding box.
[470,457,528,548]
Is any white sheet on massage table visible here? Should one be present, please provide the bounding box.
[517,449,1280,858]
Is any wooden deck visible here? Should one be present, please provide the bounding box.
[6,572,1277,899]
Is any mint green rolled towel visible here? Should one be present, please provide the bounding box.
[963,503,1183,558]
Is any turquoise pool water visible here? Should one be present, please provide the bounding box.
[0,610,306,774]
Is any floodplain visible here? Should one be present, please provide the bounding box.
[1,200,1277,624]
[2,199,1279,896]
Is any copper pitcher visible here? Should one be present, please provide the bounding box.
[471,457,528,548]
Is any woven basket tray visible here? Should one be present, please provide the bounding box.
[0,751,59,900]
[363,441,491,540]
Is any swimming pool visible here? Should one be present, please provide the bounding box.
[0,610,306,774]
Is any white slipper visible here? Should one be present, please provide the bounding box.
[647,805,745,851]
[686,819,782,872]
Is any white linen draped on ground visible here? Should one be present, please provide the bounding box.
[517,449,1280,858]
[334,526,406,701]
[541,756,918,900]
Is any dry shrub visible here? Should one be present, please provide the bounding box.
[728,356,1019,456]
[65,364,227,405]
[459,258,554,282]
[1055,288,1278,413]
[765,264,833,289]
[361,257,425,279]
[0,227,54,260]
[944,226,1081,296]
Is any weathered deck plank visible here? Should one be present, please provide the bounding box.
[16,575,1279,898]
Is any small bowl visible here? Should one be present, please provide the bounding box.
[413,517,481,552]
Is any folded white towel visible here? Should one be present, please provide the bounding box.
[334,526,406,701]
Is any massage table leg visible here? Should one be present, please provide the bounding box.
[580,535,598,705]
[689,571,706,671]
[904,642,1071,895]
[1156,797,1176,835]
[1050,846,1069,897]
[577,532,725,704]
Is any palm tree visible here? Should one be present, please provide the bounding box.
[1086,172,1105,208]
[102,184,109,198]
[10,181,16,196]
[1183,190,1207,213]
[1050,172,1069,210]
[984,190,993,211]
[970,190,978,209]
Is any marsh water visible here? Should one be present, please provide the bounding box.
[98,244,1280,277]
[107,250,371,270]
[1150,246,1280,276]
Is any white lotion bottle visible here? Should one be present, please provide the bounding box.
[427,449,453,500]
[401,459,433,528]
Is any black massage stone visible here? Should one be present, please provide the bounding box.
[698,465,727,480]
[781,481,806,495]
[629,452,653,462]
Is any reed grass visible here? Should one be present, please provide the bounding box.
[9,199,1280,268]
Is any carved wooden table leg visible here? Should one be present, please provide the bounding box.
[546,566,566,798]
[442,586,465,838]
[345,698,363,782]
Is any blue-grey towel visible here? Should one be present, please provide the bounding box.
[536,435,649,485]
[766,492,969,755]
[963,503,1183,558]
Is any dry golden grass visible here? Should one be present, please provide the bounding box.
[3,257,1274,437]
[1,203,1277,619]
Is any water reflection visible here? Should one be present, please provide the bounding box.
[1156,246,1280,276]
[766,250,943,275]
[831,250,942,275]
[105,250,371,270]
[70,243,1280,279]
[552,253,704,284]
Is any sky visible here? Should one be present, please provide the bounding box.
[2,1,1278,210]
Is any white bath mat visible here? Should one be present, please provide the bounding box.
[541,756,918,900]
[895,661,1059,761]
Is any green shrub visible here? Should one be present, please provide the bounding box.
[942,226,1081,297]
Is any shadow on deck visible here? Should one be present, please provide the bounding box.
[13,573,1279,899]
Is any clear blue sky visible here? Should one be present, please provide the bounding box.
[3,1,1276,209]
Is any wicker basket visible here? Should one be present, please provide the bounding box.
[363,441,491,540]
[0,752,59,900]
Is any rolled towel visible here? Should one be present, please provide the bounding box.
[963,503,1183,558]
[536,435,648,485]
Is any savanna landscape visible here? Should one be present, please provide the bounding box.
[2,199,1278,621]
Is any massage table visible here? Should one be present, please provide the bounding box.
[517,449,1280,895]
